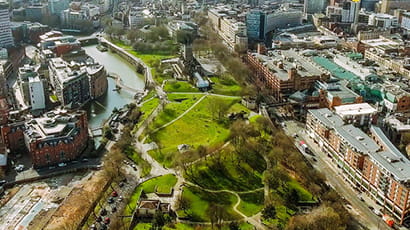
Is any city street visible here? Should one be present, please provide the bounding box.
[282,120,391,230]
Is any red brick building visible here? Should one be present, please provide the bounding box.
[245,50,330,101]
[24,109,89,168]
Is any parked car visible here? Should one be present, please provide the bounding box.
[111,206,117,213]
[58,163,67,167]
[100,208,107,216]
[103,217,110,225]
[0,180,6,186]
[15,165,24,172]
[107,197,114,204]
[81,158,89,162]
[112,191,118,197]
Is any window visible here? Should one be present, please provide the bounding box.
[45,153,50,163]
[60,151,65,161]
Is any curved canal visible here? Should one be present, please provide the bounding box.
[82,45,145,130]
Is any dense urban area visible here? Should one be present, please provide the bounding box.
[1,0,410,229]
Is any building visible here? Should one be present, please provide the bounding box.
[379,0,410,14]
[208,8,248,50]
[39,35,81,57]
[23,109,88,168]
[246,10,265,41]
[48,0,69,17]
[128,7,144,29]
[86,61,108,99]
[383,114,410,145]
[306,108,410,225]
[48,58,90,108]
[134,199,171,218]
[361,0,379,11]
[0,2,14,48]
[401,12,410,32]
[18,64,47,111]
[334,103,377,126]
[316,80,363,109]
[25,4,48,22]
[245,49,330,100]
[368,13,398,28]
[304,0,327,14]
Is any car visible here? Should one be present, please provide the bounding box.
[100,208,107,216]
[107,197,114,204]
[112,191,118,197]
[103,217,110,225]
[58,163,67,167]
[81,158,89,162]
[292,133,298,138]
[312,157,317,162]
[119,182,125,187]
[15,165,24,172]
[368,206,374,211]
[100,224,108,230]
[359,197,365,202]
[111,206,117,213]
[90,224,97,230]
[0,180,6,186]
[96,216,102,222]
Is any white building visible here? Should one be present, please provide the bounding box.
[368,13,398,28]
[0,2,14,48]
[129,7,144,29]
[334,103,377,126]
[401,12,410,31]
[29,75,46,110]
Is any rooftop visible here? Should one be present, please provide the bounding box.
[252,49,324,81]
[309,108,344,128]
[335,124,379,154]
[334,103,377,117]
[370,126,410,182]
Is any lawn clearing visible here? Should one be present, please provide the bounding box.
[149,96,238,167]
[178,185,240,222]
[209,76,242,96]
[124,174,177,216]
[237,191,264,217]
[287,178,315,202]
[164,81,199,93]
[136,97,160,129]
[186,150,265,191]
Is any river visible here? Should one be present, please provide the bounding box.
[82,45,145,131]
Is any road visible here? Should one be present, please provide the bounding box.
[282,120,390,230]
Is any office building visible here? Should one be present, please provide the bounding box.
[379,0,410,14]
[48,0,69,17]
[25,4,48,22]
[0,2,14,48]
[304,0,327,14]
[368,13,398,28]
[246,10,265,41]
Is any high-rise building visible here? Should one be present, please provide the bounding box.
[48,0,69,16]
[304,0,328,14]
[361,0,378,11]
[246,10,265,41]
[0,2,14,48]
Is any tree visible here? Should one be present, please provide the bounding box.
[152,211,166,228]
[176,30,196,45]
[287,205,346,230]
[176,195,190,214]
[262,204,277,220]
[229,221,240,230]
[207,97,230,122]
[284,188,300,210]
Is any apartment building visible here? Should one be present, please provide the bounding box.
[307,108,410,224]
[208,8,248,50]
[0,2,14,48]
[245,49,330,100]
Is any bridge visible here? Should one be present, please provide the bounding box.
[108,72,144,95]
[77,35,99,46]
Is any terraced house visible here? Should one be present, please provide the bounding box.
[306,108,410,224]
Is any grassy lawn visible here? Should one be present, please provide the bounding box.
[262,205,296,229]
[237,191,264,217]
[124,174,177,216]
[133,223,152,230]
[142,90,157,101]
[164,81,199,93]
[124,146,152,177]
[148,94,202,130]
[177,185,240,222]
[186,151,265,192]
[149,96,238,167]
[209,76,242,96]
[137,97,160,128]
[287,178,315,202]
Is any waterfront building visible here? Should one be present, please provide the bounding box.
[0,2,14,48]
[48,57,90,108]
[86,61,108,99]
[23,109,88,168]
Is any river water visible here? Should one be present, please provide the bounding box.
[82,45,145,130]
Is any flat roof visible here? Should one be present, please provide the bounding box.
[370,126,410,182]
[334,103,377,117]
[308,108,344,128]
[252,49,323,81]
[336,124,380,154]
